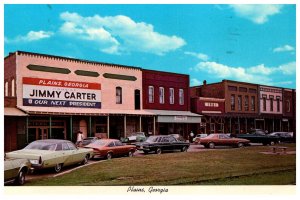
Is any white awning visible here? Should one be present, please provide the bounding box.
[17,106,155,116]
[4,107,28,116]
[146,109,202,123]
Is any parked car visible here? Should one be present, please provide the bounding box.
[81,137,99,146]
[122,132,147,143]
[269,132,294,143]
[4,157,32,185]
[135,135,190,154]
[236,129,280,145]
[169,134,186,142]
[193,134,208,143]
[5,139,93,173]
[197,133,250,148]
[84,139,136,159]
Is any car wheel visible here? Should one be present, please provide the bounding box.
[143,150,149,154]
[107,152,112,160]
[128,151,134,157]
[156,148,162,154]
[81,155,89,165]
[208,142,215,149]
[237,143,244,148]
[181,146,187,152]
[54,163,63,173]
[270,141,275,146]
[14,169,26,185]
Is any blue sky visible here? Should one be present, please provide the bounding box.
[4,4,296,88]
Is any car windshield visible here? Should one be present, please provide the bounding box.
[90,140,108,146]
[24,141,57,151]
[145,136,159,142]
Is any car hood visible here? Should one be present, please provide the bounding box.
[5,149,55,159]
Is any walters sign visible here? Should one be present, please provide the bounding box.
[23,77,101,108]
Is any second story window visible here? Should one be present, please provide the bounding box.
[116,87,122,104]
[238,95,242,111]
[159,87,165,104]
[286,100,291,112]
[148,86,154,103]
[5,81,8,97]
[276,96,280,112]
[251,96,255,111]
[262,95,267,111]
[231,94,235,111]
[245,95,249,111]
[11,79,15,97]
[169,88,174,104]
[270,95,274,111]
[179,89,184,105]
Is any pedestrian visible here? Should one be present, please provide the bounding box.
[76,130,84,147]
[189,131,194,143]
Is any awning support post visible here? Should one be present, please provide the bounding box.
[139,116,142,132]
[26,116,29,144]
[124,115,127,138]
[89,116,92,137]
[70,116,73,141]
[153,116,156,135]
[107,115,110,138]
[49,116,52,139]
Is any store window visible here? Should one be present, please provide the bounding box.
[169,88,174,104]
[116,87,122,104]
[231,94,235,111]
[148,86,154,103]
[159,87,165,104]
[179,89,184,105]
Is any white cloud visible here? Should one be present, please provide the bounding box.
[247,64,276,75]
[273,45,295,52]
[229,5,283,24]
[59,11,186,55]
[184,51,209,61]
[191,61,294,86]
[278,62,296,75]
[191,78,202,86]
[5,31,53,43]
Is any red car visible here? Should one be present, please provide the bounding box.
[84,139,136,159]
[196,134,250,148]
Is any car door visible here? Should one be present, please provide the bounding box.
[161,136,173,151]
[114,140,127,156]
[59,143,75,166]
[67,142,84,164]
[169,136,181,150]
[4,159,14,181]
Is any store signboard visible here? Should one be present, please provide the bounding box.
[23,77,101,108]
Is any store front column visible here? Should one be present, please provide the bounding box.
[69,116,73,141]
[139,116,142,132]
[107,115,110,138]
[124,115,127,138]
[49,116,52,139]
[26,116,29,144]
[153,116,156,135]
[229,118,232,133]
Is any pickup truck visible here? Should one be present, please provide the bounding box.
[235,129,280,145]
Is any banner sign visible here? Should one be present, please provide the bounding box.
[23,77,101,108]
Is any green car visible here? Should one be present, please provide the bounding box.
[4,157,31,185]
[6,139,93,173]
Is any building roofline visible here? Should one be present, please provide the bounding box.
[142,68,189,77]
[5,50,142,71]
